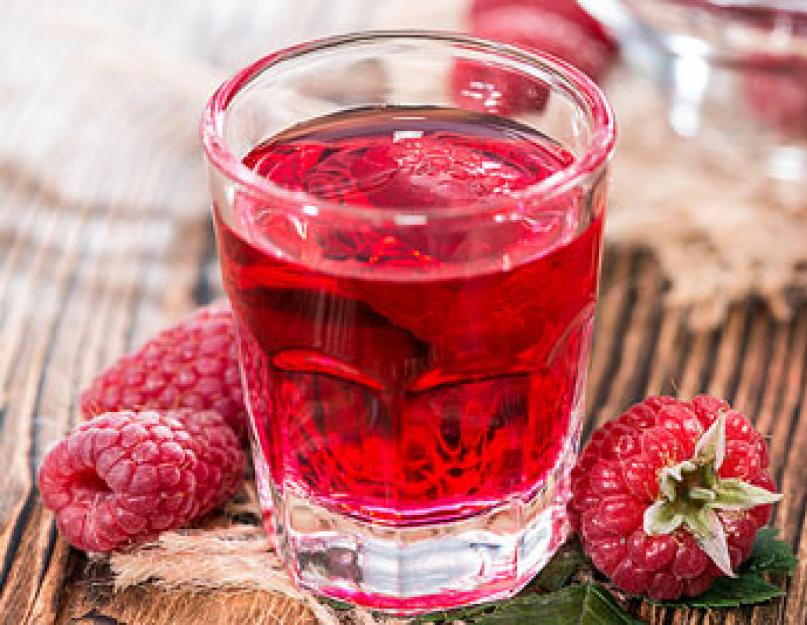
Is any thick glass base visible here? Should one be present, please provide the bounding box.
[252,440,576,615]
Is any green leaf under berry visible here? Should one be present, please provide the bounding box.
[741,527,799,575]
[531,540,588,592]
[474,584,642,625]
[409,601,492,623]
[648,526,795,609]
[409,527,799,622]
[653,572,785,609]
[412,585,640,625]
[320,598,353,612]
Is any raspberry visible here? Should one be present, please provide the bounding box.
[452,3,617,115]
[451,54,551,116]
[742,53,807,137]
[571,395,781,600]
[38,409,244,552]
[470,0,619,54]
[80,301,246,439]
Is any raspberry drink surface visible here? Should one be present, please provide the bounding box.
[217,106,603,529]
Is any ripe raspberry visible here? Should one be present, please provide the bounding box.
[80,301,246,439]
[571,396,781,600]
[742,53,807,137]
[469,0,619,55]
[38,409,245,552]
[452,3,617,115]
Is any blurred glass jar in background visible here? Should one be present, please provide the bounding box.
[585,0,807,183]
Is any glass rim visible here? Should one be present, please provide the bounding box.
[200,30,616,220]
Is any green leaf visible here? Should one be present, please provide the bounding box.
[409,602,493,623]
[320,598,353,612]
[475,584,642,625]
[742,527,799,575]
[411,585,640,625]
[652,527,795,608]
[654,572,785,609]
[407,527,797,621]
[411,544,590,623]
[532,541,587,592]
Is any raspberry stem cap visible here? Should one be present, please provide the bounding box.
[643,412,782,576]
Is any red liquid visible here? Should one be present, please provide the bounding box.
[215,107,603,525]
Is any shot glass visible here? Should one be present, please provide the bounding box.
[202,31,614,613]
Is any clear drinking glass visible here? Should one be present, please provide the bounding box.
[201,31,614,613]
[587,0,807,182]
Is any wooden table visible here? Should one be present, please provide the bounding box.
[0,224,804,624]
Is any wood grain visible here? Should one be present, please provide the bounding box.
[56,559,316,625]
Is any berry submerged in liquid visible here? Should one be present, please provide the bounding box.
[216,106,603,524]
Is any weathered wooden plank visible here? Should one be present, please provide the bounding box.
[677,327,711,400]
[774,311,807,625]
[767,314,806,485]
[706,305,748,401]
[57,575,317,625]
[586,251,635,435]
[592,253,665,429]
[644,307,686,397]
[732,313,772,418]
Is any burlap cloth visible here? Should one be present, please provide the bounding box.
[3,1,805,623]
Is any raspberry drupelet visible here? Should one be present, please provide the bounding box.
[570,396,780,600]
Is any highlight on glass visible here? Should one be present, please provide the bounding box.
[202,31,615,614]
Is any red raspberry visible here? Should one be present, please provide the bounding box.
[742,53,807,137]
[80,301,246,439]
[38,409,245,552]
[470,0,619,54]
[452,3,617,115]
[571,396,781,600]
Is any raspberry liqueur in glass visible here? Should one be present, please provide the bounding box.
[202,32,615,614]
